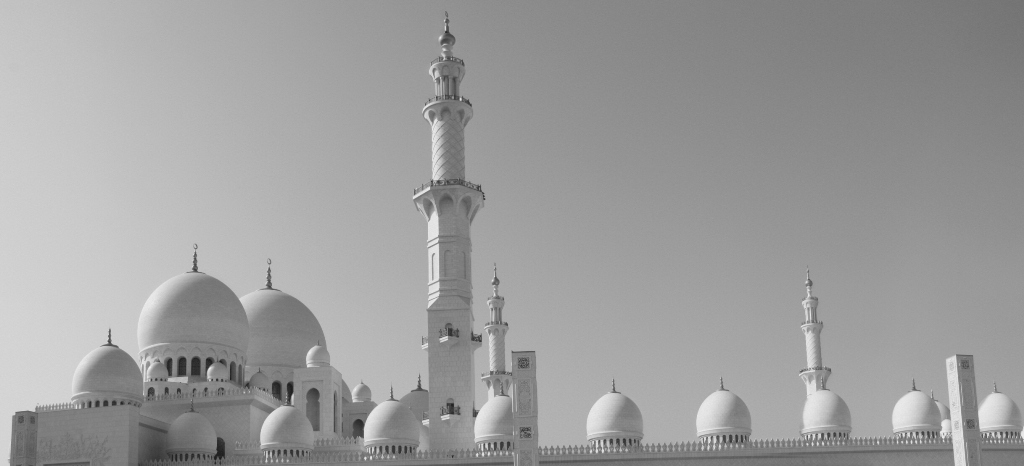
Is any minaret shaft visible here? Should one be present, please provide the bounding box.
[799,273,830,396]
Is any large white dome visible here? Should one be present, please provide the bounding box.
[260,404,315,451]
[241,288,325,369]
[363,399,421,448]
[801,390,852,436]
[399,385,428,419]
[138,272,249,354]
[979,390,1023,433]
[475,394,513,444]
[72,340,143,404]
[892,388,941,435]
[586,390,643,442]
[696,387,751,438]
[167,411,217,457]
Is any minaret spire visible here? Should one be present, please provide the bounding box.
[799,269,830,396]
[414,19,482,449]
[482,263,510,399]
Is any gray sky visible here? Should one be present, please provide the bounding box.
[2,0,1023,457]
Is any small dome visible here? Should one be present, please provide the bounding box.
[399,384,428,420]
[167,411,217,457]
[586,389,643,442]
[801,390,852,436]
[248,370,270,391]
[696,387,751,438]
[475,394,513,444]
[306,344,330,368]
[892,388,941,435]
[147,360,168,381]
[353,382,372,402]
[241,288,325,369]
[138,272,249,354]
[72,341,144,404]
[980,390,1023,433]
[363,399,421,448]
[260,404,315,451]
[207,362,229,382]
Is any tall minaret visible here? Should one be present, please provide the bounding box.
[482,265,511,398]
[412,13,483,451]
[798,269,831,396]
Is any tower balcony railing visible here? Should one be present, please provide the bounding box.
[441,405,461,416]
[471,332,483,342]
[481,370,513,377]
[799,366,832,373]
[431,56,465,66]
[414,178,484,198]
[485,320,508,327]
[424,95,472,107]
[440,328,460,338]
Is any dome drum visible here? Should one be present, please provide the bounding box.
[142,349,247,387]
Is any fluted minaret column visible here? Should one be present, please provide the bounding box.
[412,14,482,452]
[482,266,510,398]
[799,269,831,396]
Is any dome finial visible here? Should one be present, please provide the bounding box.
[265,258,273,289]
[911,378,917,391]
[610,378,617,393]
[189,397,195,412]
[104,328,113,346]
[417,374,423,390]
[930,389,935,399]
[719,377,725,391]
[191,243,199,272]
[389,385,396,401]
[993,381,999,393]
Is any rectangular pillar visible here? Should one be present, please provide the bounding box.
[946,354,982,466]
[512,351,538,466]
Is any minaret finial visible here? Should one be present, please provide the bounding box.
[191,243,199,272]
[265,258,273,289]
[805,267,813,296]
[911,378,917,391]
[444,11,450,32]
[719,377,725,391]
[993,381,999,393]
[491,263,500,295]
[611,379,617,393]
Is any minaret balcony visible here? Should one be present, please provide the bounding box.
[424,95,472,107]
[484,320,509,328]
[481,370,512,378]
[413,178,484,197]
[439,328,460,348]
[430,56,465,66]
[799,366,832,374]
[471,332,483,346]
[440,405,462,423]
[421,336,429,351]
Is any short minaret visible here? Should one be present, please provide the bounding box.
[482,265,511,398]
[412,13,483,451]
[799,269,831,396]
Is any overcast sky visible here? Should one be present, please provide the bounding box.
[2,0,1023,458]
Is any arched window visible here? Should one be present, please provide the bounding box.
[272,382,282,400]
[176,388,181,395]
[147,387,155,397]
[217,387,225,395]
[191,357,201,376]
[229,362,236,383]
[177,357,187,376]
[352,419,364,438]
[306,389,320,431]
[216,438,225,459]
[164,387,169,395]
[165,358,173,377]
[287,382,294,402]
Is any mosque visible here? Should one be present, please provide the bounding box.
[9,16,1024,466]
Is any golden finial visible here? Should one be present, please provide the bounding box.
[444,11,450,33]
[265,258,273,289]
[611,378,617,393]
[191,244,199,272]
[719,377,725,391]
[911,378,917,391]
